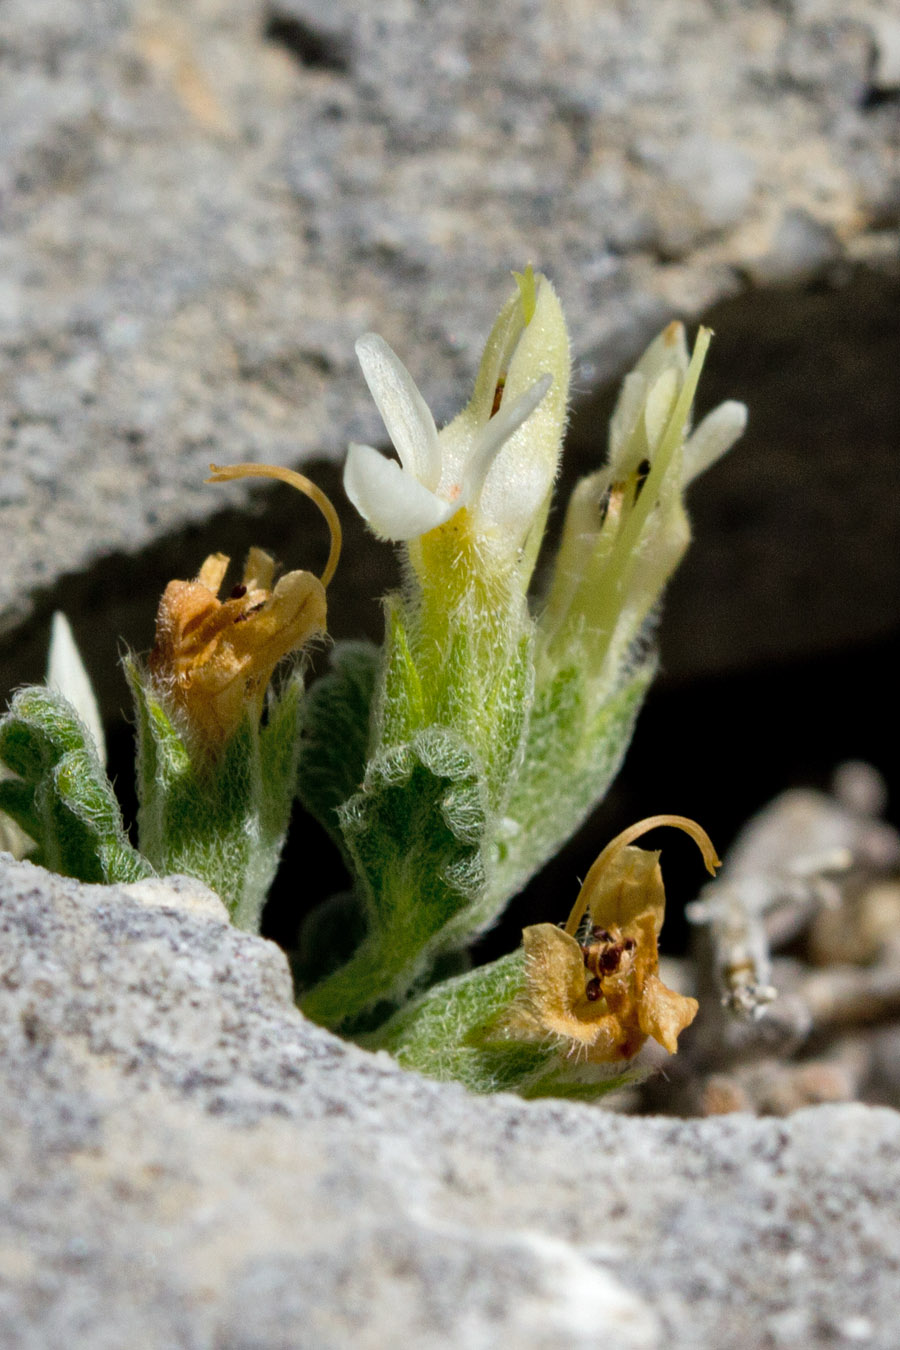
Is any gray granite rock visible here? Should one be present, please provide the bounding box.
[2,852,900,1348]
[2,0,899,647]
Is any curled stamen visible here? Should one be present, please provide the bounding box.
[564,814,721,937]
[207,463,343,588]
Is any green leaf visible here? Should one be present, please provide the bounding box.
[128,660,302,931]
[296,641,379,853]
[0,686,152,884]
[488,657,654,911]
[300,725,488,1028]
[368,950,640,1100]
[300,586,539,1028]
[379,600,427,748]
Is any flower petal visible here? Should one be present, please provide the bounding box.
[514,923,606,1045]
[608,370,648,468]
[635,319,689,385]
[46,612,107,765]
[584,846,666,936]
[608,321,689,468]
[462,372,552,504]
[682,400,748,484]
[643,368,680,453]
[637,973,699,1053]
[355,334,441,489]
[344,442,456,540]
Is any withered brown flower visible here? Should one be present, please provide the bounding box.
[499,815,720,1062]
[149,464,341,749]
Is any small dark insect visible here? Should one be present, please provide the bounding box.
[581,928,637,984]
[634,457,651,499]
[490,376,506,418]
[230,583,248,600]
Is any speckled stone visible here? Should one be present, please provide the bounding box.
[2,853,900,1348]
[2,0,899,648]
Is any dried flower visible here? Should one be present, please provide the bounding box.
[499,815,720,1061]
[149,464,340,749]
[344,266,570,570]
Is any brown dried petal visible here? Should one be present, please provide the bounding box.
[637,974,699,1054]
[584,845,665,937]
[500,925,634,1061]
[150,551,326,747]
[517,924,604,1045]
[501,856,700,1063]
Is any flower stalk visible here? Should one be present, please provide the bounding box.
[300,271,571,1026]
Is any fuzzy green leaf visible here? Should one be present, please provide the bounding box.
[296,641,379,853]
[128,660,302,931]
[369,950,639,1099]
[488,657,654,910]
[0,686,151,884]
[300,725,489,1027]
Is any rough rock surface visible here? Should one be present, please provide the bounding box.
[2,0,900,640]
[2,852,900,1349]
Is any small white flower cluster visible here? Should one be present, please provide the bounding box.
[343,275,746,670]
[344,267,570,570]
[539,320,747,681]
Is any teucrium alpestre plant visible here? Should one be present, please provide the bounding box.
[298,271,745,1037]
[0,266,746,1100]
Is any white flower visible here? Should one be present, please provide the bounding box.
[540,322,747,676]
[344,268,570,563]
[607,320,746,487]
[46,611,106,765]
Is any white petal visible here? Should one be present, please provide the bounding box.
[682,400,747,483]
[608,370,648,467]
[344,443,456,540]
[46,612,107,765]
[609,324,689,467]
[462,373,552,504]
[354,334,441,489]
[643,368,679,452]
[635,320,689,385]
